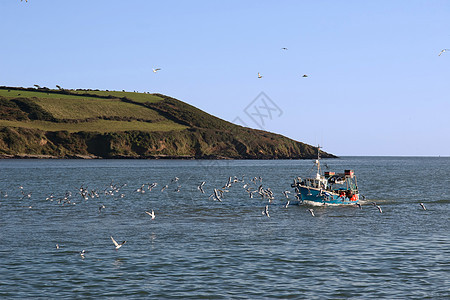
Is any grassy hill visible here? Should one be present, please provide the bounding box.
[0,86,335,159]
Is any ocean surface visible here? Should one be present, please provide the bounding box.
[0,157,448,299]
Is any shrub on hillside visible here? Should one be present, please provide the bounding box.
[11,98,56,121]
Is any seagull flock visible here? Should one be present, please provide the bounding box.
[0,171,432,259]
[152,47,448,80]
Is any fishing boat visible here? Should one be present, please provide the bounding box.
[291,146,360,206]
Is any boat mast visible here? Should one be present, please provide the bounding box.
[315,145,321,179]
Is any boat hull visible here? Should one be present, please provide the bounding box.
[297,187,359,206]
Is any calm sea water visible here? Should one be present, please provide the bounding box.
[0,157,448,299]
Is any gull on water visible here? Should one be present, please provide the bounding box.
[145,210,156,220]
[111,236,127,250]
[420,203,427,210]
[136,184,145,193]
[262,205,270,218]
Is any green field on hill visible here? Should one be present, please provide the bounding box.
[0,119,187,133]
[33,97,165,121]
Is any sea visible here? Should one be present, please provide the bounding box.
[0,157,448,299]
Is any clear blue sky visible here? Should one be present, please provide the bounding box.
[1,1,449,156]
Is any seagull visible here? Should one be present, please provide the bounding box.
[209,189,222,202]
[376,205,383,213]
[262,205,270,218]
[223,176,232,189]
[80,250,86,258]
[308,208,315,217]
[258,72,263,79]
[282,191,291,199]
[281,47,288,50]
[438,49,449,56]
[420,203,427,210]
[145,210,156,220]
[284,200,290,208]
[99,204,106,213]
[56,244,60,249]
[152,68,161,73]
[111,236,126,250]
[147,182,158,191]
[197,181,205,193]
[136,184,145,193]
[302,74,308,78]
[355,203,362,209]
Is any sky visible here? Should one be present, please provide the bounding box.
[1,0,449,156]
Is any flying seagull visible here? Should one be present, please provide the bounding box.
[80,250,86,259]
[111,236,127,250]
[258,72,263,79]
[302,74,308,78]
[308,208,315,217]
[145,210,156,220]
[152,68,161,73]
[210,188,223,202]
[438,49,449,56]
[419,203,427,210]
[262,205,270,218]
[376,205,383,213]
[281,47,288,50]
[197,181,205,193]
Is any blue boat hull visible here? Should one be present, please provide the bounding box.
[297,187,359,206]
